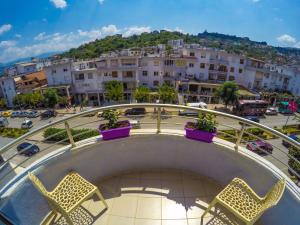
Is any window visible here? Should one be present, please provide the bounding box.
[154,60,160,66]
[209,64,215,70]
[104,72,108,76]
[240,59,244,64]
[190,52,195,57]
[75,73,84,80]
[200,63,205,69]
[88,73,93,79]
[142,83,148,86]
[189,63,194,68]
[200,54,206,58]
[63,68,68,72]
[229,75,235,81]
[164,60,174,66]
[153,80,159,86]
[52,70,56,74]
[112,71,118,78]
[142,71,148,76]
[239,68,243,73]
[125,71,133,77]
[264,73,270,78]
[230,67,234,73]
[154,71,159,76]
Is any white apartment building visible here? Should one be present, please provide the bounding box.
[0,76,17,107]
[41,41,300,106]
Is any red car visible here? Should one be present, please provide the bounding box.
[246,140,273,154]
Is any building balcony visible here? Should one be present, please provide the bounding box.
[0,104,299,225]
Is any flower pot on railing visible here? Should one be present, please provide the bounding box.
[185,122,216,143]
[184,113,217,143]
[99,120,132,140]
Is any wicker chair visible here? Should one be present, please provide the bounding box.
[201,178,285,225]
[28,171,108,225]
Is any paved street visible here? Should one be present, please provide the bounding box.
[0,107,299,182]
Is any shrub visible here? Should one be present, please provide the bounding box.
[288,147,300,177]
[0,128,29,138]
[43,127,99,143]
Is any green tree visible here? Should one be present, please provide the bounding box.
[58,96,69,106]
[215,81,239,108]
[158,83,177,103]
[43,89,59,108]
[31,92,44,108]
[104,81,123,102]
[166,45,173,56]
[134,86,150,103]
[13,94,26,107]
[0,98,6,109]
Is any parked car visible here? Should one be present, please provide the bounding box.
[129,120,141,129]
[0,117,9,127]
[11,111,21,118]
[265,107,278,115]
[17,142,40,157]
[2,111,12,117]
[282,134,300,148]
[246,140,273,154]
[124,108,146,116]
[21,119,33,129]
[41,110,57,118]
[97,110,121,118]
[244,116,260,123]
[179,110,199,117]
[27,111,40,118]
[18,111,28,118]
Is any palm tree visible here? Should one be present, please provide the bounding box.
[158,83,177,103]
[0,98,6,109]
[215,81,239,108]
[134,86,150,103]
[104,81,124,102]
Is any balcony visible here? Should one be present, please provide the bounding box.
[0,104,299,225]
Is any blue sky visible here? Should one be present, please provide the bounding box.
[0,0,299,63]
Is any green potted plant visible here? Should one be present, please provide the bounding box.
[99,110,131,140]
[184,113,217,143]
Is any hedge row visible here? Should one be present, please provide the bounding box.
[217,128,277,143]
[43,127,99,143]
[0,128,29,138]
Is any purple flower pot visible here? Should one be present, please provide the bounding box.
[99,120,132,140]
[185,122,216,143]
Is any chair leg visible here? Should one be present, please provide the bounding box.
[64,213,74,225]
[201,199,217,224]
[41,210,57,225]
[96,189,108,208]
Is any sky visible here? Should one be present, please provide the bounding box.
[0,0,299,63]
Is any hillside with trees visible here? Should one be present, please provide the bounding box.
[60,30,300,65]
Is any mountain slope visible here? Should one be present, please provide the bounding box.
[60,30,300,65]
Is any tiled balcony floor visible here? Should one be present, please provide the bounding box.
[51,169,262,225]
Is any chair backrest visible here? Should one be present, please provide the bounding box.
[263,179,286,209]
[28,172,49,197]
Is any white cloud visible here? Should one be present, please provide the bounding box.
[50,0,67,9]
[277,34,296,45]
[251,0,261,2]
[294,42,300,48]
[0,25,153,63]
[15,34,22,38]
[0,24,12,35]
[101,25,119,35]
[34,32,47,41]
[78,29,102,39]
[122,26,151,37]
[0,40,16,48]
[98,0,105,4]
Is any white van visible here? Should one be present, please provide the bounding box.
[187,102,208,109]
[0,117,9,127]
